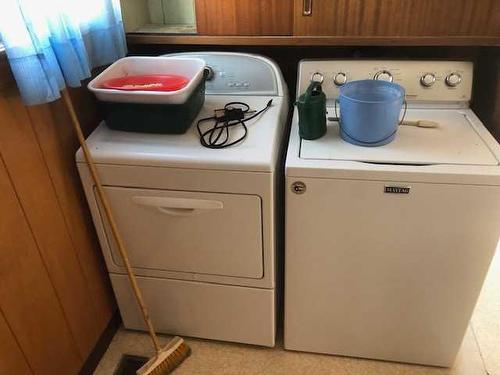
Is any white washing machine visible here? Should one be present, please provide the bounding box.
[77,52,288,346]
[285,60,500,366]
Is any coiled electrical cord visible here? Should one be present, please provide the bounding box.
[196,100,273,149]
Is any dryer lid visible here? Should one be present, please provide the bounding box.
[300,109,499,166]
[77,96,286,172]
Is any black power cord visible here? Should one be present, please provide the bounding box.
[196,100,273,149]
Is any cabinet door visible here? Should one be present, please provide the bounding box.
[293,0,500,37]
[195,0,293,35]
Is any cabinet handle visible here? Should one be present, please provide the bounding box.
[303,0,313,16]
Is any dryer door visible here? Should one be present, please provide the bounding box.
[97,186,263,279]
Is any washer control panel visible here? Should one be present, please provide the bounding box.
[297,60,473,103]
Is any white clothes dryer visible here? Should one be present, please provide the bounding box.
[77,52,289,346]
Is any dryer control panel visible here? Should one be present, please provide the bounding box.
[165,52,284,96]
[297,60,473,104]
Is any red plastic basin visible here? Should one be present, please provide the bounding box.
[101,75,189,92]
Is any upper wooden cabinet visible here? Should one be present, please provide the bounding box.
[293,0,500,38]
[195,0,293,35]
[126,0,500,45]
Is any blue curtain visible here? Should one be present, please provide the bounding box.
[0,0,127,105]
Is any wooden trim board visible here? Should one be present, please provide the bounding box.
[127,34,500,46]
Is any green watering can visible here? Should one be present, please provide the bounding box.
[296,78,327,140]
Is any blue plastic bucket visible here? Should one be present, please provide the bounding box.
[338,80,405,147]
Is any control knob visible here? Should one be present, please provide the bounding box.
[204,66,215,81]
[420,73,436,87]
[445,72,462,87]
[333,72,347,86]
[374,70,393,82]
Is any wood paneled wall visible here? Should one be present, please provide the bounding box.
[473,51,500,141]
[0,58,115,374]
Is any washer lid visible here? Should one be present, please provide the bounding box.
[300,109,499,166]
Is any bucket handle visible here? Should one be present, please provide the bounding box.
[334,99,407,125]
[333,99,407,145]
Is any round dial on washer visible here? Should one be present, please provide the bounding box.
[333,72,347,86]
[420,73,436,87]
[374,70,393,82]
[445,72,462,87]
[204,66,215,81]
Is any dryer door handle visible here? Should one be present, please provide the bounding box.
[131,196,224,216]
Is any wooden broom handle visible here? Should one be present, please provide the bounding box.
[62,90,161,353]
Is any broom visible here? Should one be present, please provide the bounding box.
[62,90,191,374]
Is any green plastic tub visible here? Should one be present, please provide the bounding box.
[101,76,206,134]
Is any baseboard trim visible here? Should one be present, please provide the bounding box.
[80,311,121,375]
